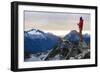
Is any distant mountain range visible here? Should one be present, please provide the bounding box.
[24,29,90,54]
[24,29,60,53]
[83,34,90,44]
[64,30,90,44]
[64,30,80,43]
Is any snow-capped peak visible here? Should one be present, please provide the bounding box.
[28,29,44,35]
[28,30,42,35]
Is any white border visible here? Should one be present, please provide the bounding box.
[18,5,95,68]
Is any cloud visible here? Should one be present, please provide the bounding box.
[24,11,90,31]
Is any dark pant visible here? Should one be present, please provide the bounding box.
[79,28,83,42]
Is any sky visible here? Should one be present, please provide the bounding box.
[24,11,90,36]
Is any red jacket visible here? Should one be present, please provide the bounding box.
[79,19,83,29]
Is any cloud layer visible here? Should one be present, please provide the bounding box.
[24,11,90,31]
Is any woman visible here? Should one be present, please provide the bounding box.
[77,17,84,42]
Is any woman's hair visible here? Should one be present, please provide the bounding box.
[80,17,83,20]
